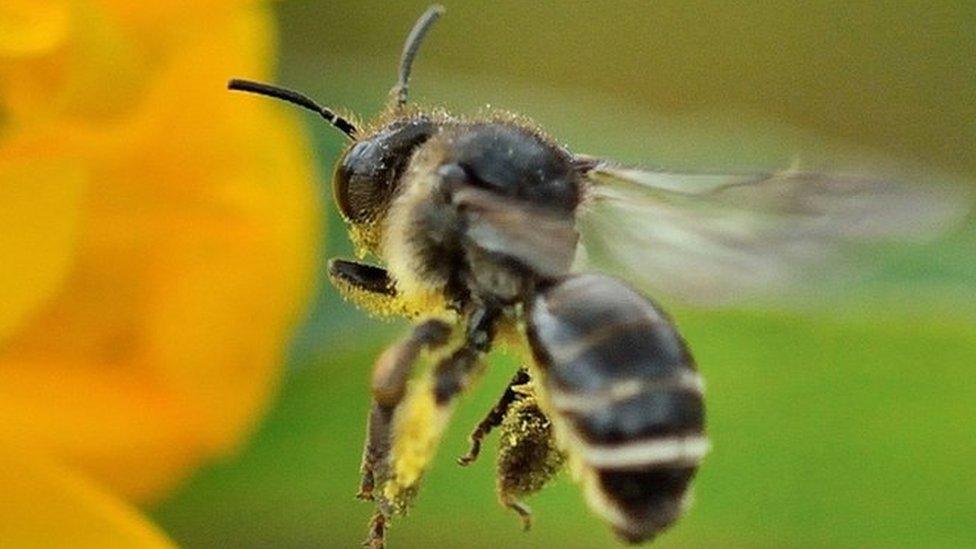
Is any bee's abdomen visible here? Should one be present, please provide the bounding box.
[526,274,706,543]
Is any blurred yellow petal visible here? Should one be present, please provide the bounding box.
[0,359,214,501]
[0,446,173,547]
[58,5,151,122]
[0,2,151,129]
[0,1,320,504]
[90,0,258,32]
[0,0,70,56]
[144,116,319,459]
[0,160,84,345]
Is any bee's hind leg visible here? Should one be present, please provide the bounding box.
[458,368,531,466]
[495,388,565,532]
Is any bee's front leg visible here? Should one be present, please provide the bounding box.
[328,258,403,317]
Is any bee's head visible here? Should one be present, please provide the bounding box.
[227,5,446,255]
[333,117,436,225]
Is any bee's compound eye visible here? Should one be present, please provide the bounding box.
[332,149,356,221]
[332,120,435,224]
[333,141,381,223]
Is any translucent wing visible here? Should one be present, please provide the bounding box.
[576,161,970,307]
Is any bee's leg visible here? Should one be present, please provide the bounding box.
[458,368,531,466]
[360,303,497,547]
[365,511,386,549]
[432,303,502,405]
[358,318,452,547]
[328,258,404,317]
[496,390,565,532]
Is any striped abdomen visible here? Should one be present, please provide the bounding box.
[526,274,707,543]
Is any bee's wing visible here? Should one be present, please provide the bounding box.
[452,186,578,278]
[577,161,970,306]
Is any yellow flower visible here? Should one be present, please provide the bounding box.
[0,0,320,544]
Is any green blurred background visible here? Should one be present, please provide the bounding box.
[152,2,975,547]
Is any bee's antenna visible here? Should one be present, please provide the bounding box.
[227,78,358,139]
[392,5,445,109]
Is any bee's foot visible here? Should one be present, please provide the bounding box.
[457,440,482,466]
[506,500,533,532]
[363,511,386,549]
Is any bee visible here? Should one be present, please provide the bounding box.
[229,5,965,547]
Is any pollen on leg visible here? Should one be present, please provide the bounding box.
[384,376,452,511]
[496,395,565,530]
[328,268,402,318]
